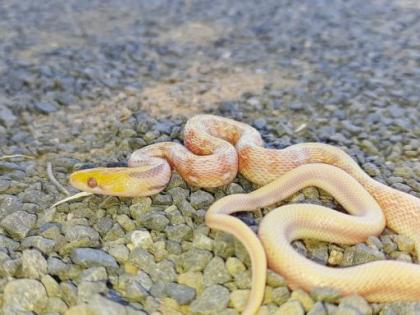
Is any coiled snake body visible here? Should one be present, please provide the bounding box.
[70,114,420,314]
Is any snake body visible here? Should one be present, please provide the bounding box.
[70,114,420,314]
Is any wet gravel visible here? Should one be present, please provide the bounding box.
[1,0,420,314]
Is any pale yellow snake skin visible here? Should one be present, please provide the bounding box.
[70,114,420,314]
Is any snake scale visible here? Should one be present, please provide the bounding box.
[70,114,420,314]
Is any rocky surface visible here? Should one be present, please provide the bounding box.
[0,0,419,314]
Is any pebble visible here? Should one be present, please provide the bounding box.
[77,280,108,303]
[3,279,48,312]
[190,284,230,314]
[166,223,193,242]
[275,300,305,315]
[0,210,36,239]
[0,104,17,127]
[34,102,58,113]
[71,248,118,268]
[229,289,250,312]
[21,249,48,279]
[41,274,62,297]
[310,287,341,303]
[341,244,385,266]
[272,286,290,305]
[307,302,327,315]
[339,295,372,315]
[21,235,57,254]
[130,229,153,249]
[179,248,212,272]
[140,212,169,232]
[165,282,196,305]
[290,289,315,312]
[190,190,215,209]
[203,256,232,285]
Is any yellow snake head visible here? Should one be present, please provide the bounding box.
[69,161,171,197]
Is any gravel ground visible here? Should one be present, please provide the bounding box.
[1,0,420,314]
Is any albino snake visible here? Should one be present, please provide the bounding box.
[70,114,420,314]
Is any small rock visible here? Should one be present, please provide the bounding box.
[41,274,61,297]
[0,234,19,251]
[44,296,68,313]
[275,300,305,315]
[130,230,153,249]
[165,282,196,305]
[141,212,169,231]
[0,194,22,219]
[229,289,249,312]
[166,223,193,242]
[0,104,16,127]
[71,248,118,268]
[177,271,204,295]
[3,279,48,312]
[34,102,58,113]
[226,183,244,194]
[341,244,385,266]
[77,280,108,303]
[290,289,314,312]
[363,163,381,177]
[308,301,327,315]
[108,244,129,263]
[203,256,232,285]
[1,210,36,239]
[339,295,372,315]
[190,285,230,314]
[311,287,341,303]
[179,248,212,272]
[21,249,48,279]
[80,267,108,282]
[21,235,57,254]
[272,286,290,305]
[66,294,131,315]
[193,232,214,251]
[266,270,287,287]
[190,190,215,209]
[234,270,252,289]
[60,281,78,306]
[226,257,246,276]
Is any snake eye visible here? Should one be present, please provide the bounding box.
[87,177,98,188]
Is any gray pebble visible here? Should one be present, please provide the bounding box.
[71,248,118,268]
[34,102,58,113]
[190,284,230,314]
[3,279,48,313]
[203,256,232,285]
[1,210,36,239]
[308,301,327,315]
[339,295,372,315]
[0,104,17,127]
[272,286,290,305]
[77,280,107,303]
[165,282,196,304]
[140,212,169,231]
[21,236,57,254]
[165,223,193,242]
[341,244,385,266]
[179,248,212,272]
[276,300,305,315]
[311,287,341,303]
[190,190,215,209]
[21,249,48,279]
[0,234,19,251]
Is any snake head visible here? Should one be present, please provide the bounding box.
[69,161,171,197]
[70,167,137,196]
